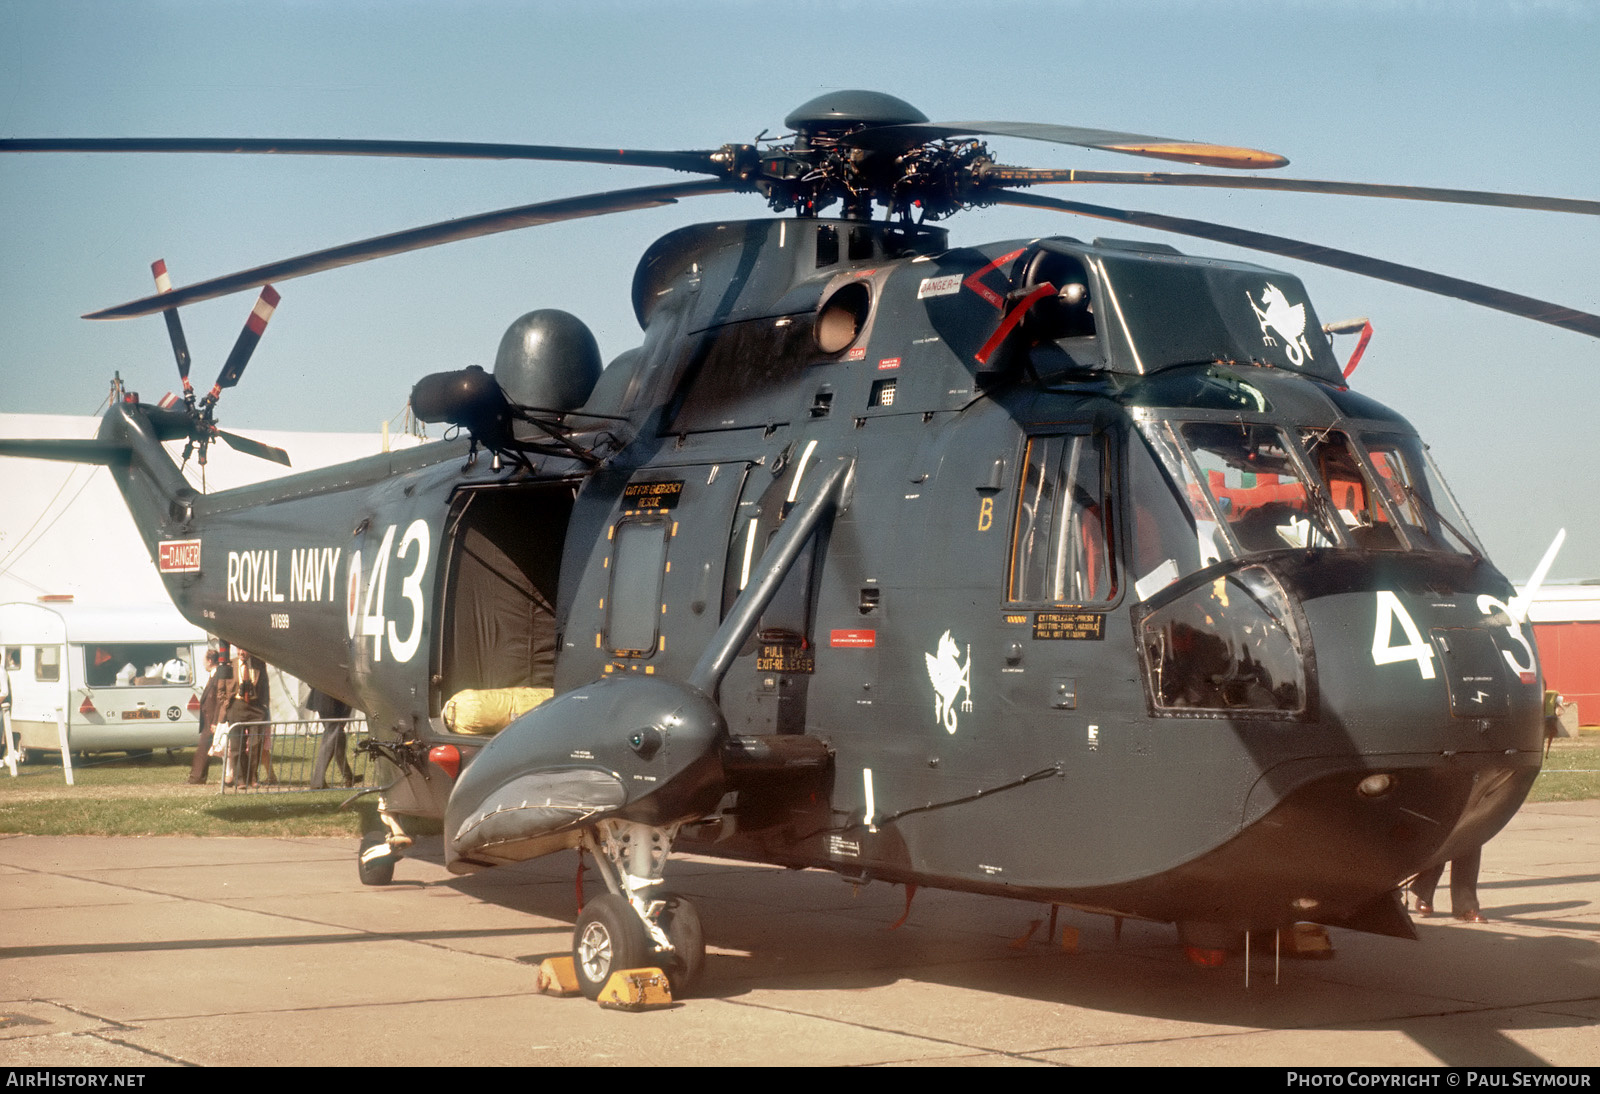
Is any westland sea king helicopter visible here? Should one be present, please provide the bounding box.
[5,91,1598,999]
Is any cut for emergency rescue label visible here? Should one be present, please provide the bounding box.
[622,479,684,511]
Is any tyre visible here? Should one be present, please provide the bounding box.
[357,832,397,886]
[573,892,648,1001]
[656,893,706,997]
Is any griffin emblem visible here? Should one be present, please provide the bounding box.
[1247,283,1314,366]
[924,630,973,734]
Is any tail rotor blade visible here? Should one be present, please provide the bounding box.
[218,429,291,467]
[208,284,281,401]
[151,259,194,396]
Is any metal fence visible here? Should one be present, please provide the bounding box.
[215,716,371,794]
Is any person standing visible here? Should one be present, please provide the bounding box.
[306,687,357,789]
[224,649,270,788]
[1,648,14,766]
[187,648,225,784]
[1411,849,1485,923]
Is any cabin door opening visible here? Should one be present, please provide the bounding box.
[434,483,576,715]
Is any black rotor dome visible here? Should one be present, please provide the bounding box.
[784,90,928,134]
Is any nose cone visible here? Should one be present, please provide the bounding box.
[1221,582,1545,923]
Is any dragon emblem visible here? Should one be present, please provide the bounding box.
[924,630,973,734]
[1247,283,1313,366]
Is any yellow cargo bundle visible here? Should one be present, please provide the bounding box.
[441,687,553,735]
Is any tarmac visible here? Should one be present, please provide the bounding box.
[1,801,1597,1068]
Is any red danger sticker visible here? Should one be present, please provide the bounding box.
[158,540,202,573]
[877,357,901,371]
[830,629,876,648]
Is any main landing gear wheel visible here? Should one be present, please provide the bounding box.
[657,893,705,997]
[573,892,648,1001]
[357,831,397,886]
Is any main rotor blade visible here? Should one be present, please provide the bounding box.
[996,189,1600,339]
[86,179,732,319]
[982,167,1600,216]
[218,430,291,467]
[848,121,1287,169]
[1,137,718,175]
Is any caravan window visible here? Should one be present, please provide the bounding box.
[84,643,194,687]
[35,645,61,683]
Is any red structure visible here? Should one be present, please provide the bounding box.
[1527,586,1600,727]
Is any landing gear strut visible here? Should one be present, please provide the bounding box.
[573,819,706,999]
[356,797,413,886]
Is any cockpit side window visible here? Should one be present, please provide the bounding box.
[1009,434,1117,605]
[1128,424,1205,600]
[1361,433,1481,556]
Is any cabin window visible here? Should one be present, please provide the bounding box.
[82,644,194,687]
[35,645,61,683]
[1139,565,1307,717]
[1008,434,1116,604]
[1360,433,1481,556]
[606,518,670,656]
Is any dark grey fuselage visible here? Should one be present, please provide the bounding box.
[111,216,1539,937]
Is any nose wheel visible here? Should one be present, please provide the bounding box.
[573,893,646,999]
[571,890,706,1000]
[655,893,705,994]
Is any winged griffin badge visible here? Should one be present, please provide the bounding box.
[925,630,973,734]
[1247,283,1314,366]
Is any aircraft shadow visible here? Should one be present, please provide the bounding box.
[423,837,1598,1066]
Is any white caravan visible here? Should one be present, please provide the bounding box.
[1,599,208,756]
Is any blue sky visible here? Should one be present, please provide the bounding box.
[1,0,1597,578]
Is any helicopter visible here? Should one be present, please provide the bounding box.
[3,89,1596,1001]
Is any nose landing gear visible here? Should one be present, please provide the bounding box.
[573,820,707,1000]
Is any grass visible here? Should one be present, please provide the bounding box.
[1528,735,1600,803]
[0,747,392,837]
[2,734,1594,838]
